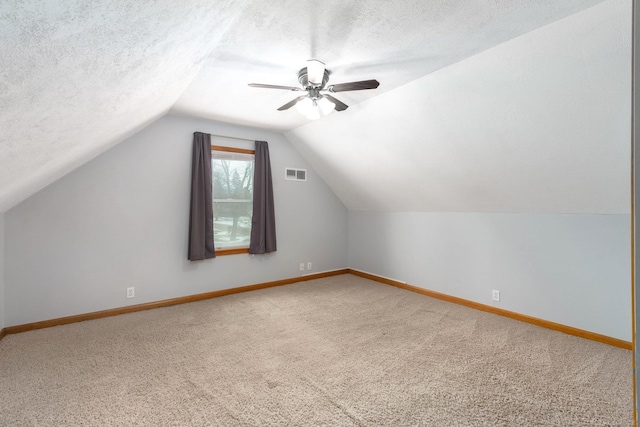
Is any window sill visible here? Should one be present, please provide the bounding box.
[215,247,250,256]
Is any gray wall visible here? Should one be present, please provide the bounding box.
[349,211,631,341]
[0,212,4,330]
[4,115,348,327]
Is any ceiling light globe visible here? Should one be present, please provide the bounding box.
[306,59,326,86]
[296,97,313,115]
[318,97,335,116]
[306,106,321,120]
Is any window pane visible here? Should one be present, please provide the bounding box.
[212,156,254,200]
[213,201,252,249]
[211,149,254,250]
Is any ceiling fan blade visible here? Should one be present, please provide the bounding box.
[248,83,302,91]
[323,95,348,112]
[277,95,308,111]
[327,79,380,92]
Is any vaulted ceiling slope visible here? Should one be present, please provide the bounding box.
[286,0,631,214]
[0,0,610,213]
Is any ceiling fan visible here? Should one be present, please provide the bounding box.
[248,59,380,120]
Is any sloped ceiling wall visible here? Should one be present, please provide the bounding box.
[286,0,631,214]
[0,0,249,212]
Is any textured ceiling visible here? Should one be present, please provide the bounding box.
[171,0,607,130]
[0,0,615,212]
[287,0,631,214]
[0,0,250,212]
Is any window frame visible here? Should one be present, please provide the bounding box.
[211,145,255,256]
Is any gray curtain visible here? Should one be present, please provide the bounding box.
[188,132,215,260]
[249,140,277,254]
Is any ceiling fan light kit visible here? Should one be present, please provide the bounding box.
[296,96,335,120]
[248,59,380,120]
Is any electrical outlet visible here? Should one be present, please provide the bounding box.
[492,290,500,302]
[307,262,312,271]
[126,287,135,299]
[299,263,305,271]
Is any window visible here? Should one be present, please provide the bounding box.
[211,146,255,255]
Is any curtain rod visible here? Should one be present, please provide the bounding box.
[210,133,255,143]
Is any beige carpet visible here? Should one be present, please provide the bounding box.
[0,274,632,426]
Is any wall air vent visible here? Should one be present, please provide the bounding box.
[285,168,307,181]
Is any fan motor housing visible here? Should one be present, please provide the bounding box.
[298,67,331,90]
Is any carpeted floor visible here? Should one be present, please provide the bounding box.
[0,274,632,426]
